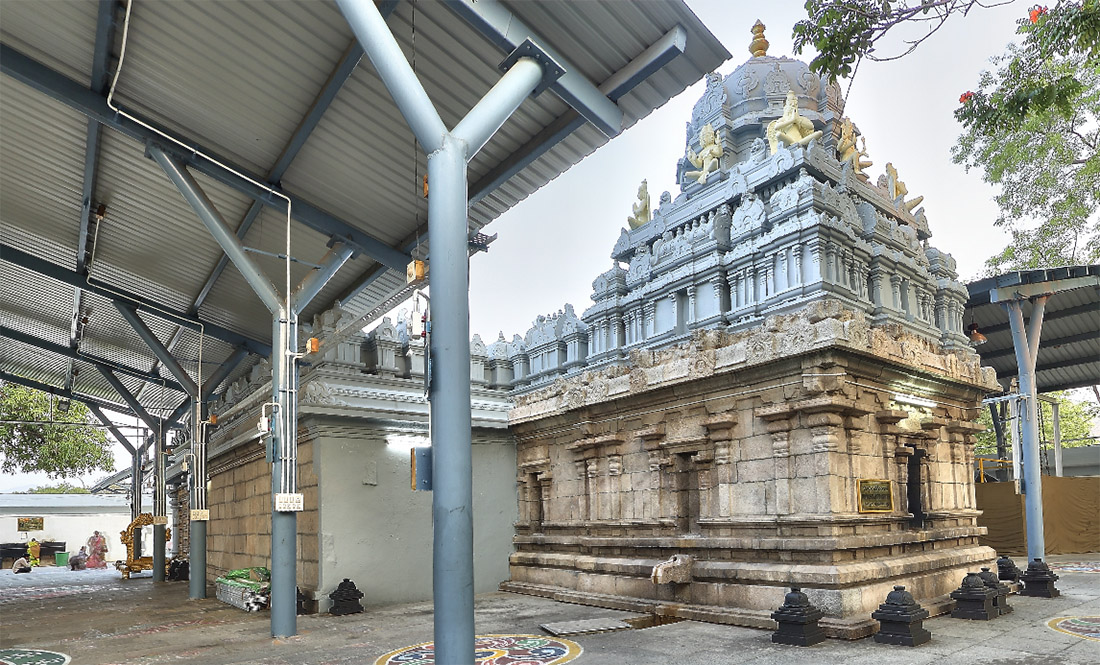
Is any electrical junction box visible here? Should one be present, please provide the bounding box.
[406,259,427,284]
[275,493,304,512]
[190,509,209,521]
[411,447,432,491]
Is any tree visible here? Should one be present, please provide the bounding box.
[26,482,91,494]
[795,1,1100,273]
[974,390,1100,457]
[0,382,115,478]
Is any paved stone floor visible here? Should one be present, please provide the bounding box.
[1,555,1097,665]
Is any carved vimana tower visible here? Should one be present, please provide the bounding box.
[492,22,1000,638]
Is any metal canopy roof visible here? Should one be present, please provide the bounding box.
[1,0,730,421]
[965,266,1100,393]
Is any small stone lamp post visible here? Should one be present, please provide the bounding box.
[1019,558,1060,598]
[996,554,1022,583]
[771,587,826,646]
[871,586,931,646]
[950,572,998,620]
[329,578,365,615]
[978,567,1013,615]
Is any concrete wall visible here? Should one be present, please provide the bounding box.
[314,419,517,610]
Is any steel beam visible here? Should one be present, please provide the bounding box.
[0,370,151,421]
[88,403,137,456]
[1003,297,1049,561]
[338,24,688,301]
[0,44,409,271]
[336,0,447,152]
[3,325,186,394]
[979,330,1099,360]
[443,0,622,137]
[201,347,249,401]
[115,304,199,396]
[292,242,355,313]
[150,147,284,313]
[99,368,160,430]
[1,244,270,356]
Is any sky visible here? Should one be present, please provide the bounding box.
[0,0,1045,492]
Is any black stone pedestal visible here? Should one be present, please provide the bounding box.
[329,578,364,615]
[1019,558,1060,598]
[996,554,1022,584]
[950,572,998,620]
[771,587,826,646]
[978,567,1013,615]
[871,586,931,646]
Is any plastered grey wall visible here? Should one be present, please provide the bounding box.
[314,421,517,608]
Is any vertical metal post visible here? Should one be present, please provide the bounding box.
[153,426,167,581]
[1009,392,1021,481]
[189,399,208,599]
[1004,297,1048,561]
[131,450,142,557]
[427,137,475,662]
[1051,400,1062,477]
[270,317,297,638]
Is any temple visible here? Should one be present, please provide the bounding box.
[492,24,999,638]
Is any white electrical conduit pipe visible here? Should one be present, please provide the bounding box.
[108,0,298,492]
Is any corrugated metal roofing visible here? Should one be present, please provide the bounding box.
[1,0,730,419]
[966,266,1100,393]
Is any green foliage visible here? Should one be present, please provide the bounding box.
[953,8,1100,271]
[0,383,115,479]
[25,482,91,494]
[793,1,982,80]
[973,390,1100,456]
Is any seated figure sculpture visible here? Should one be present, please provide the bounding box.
[837,117,872,177]
[885,162,924,212]
[684,123,722,185]
[627,179,651,229]
[767,91,823,154]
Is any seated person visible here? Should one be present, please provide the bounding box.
[12,556,31,573]
[70,546,88,571]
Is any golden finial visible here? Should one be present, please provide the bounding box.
[749,20,769,58]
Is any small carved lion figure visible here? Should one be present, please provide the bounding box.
[685,123,723,185]
[767,91,823,154]
[627,179,651,229]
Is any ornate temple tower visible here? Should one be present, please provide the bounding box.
[497,24,998,638]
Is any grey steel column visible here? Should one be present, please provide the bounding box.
[1052,400,1063,477]
[1005,297,1048,561]
[131,450,142,557]
[427,136,475,662]
[270,317,297,638]
[153,426,166,581]
[189,399,207,599]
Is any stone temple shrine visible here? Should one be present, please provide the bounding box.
[492,24,1000,638]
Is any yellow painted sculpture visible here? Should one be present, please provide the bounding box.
[115,512,170,579]
[685,123,723,185]
[837,117,872,177]
[767,91,823,154]
[627,179,651,229]
[885,162,924,212]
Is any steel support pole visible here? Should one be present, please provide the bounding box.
[189,397,207,599]
[427,135,474,663]
[1004,297,1048,561]
[292,242,354,312]
[1052,400,1063,477]
[270,317,297,638]
[153,425,167,582]
[131,451,143,557]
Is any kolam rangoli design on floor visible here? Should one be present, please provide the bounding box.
[1047,616,1100,641]
[0,649,72,665]
[374,634,582,665]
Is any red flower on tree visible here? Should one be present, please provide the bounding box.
[1029,6,1048,23]
[959,91,975,104]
